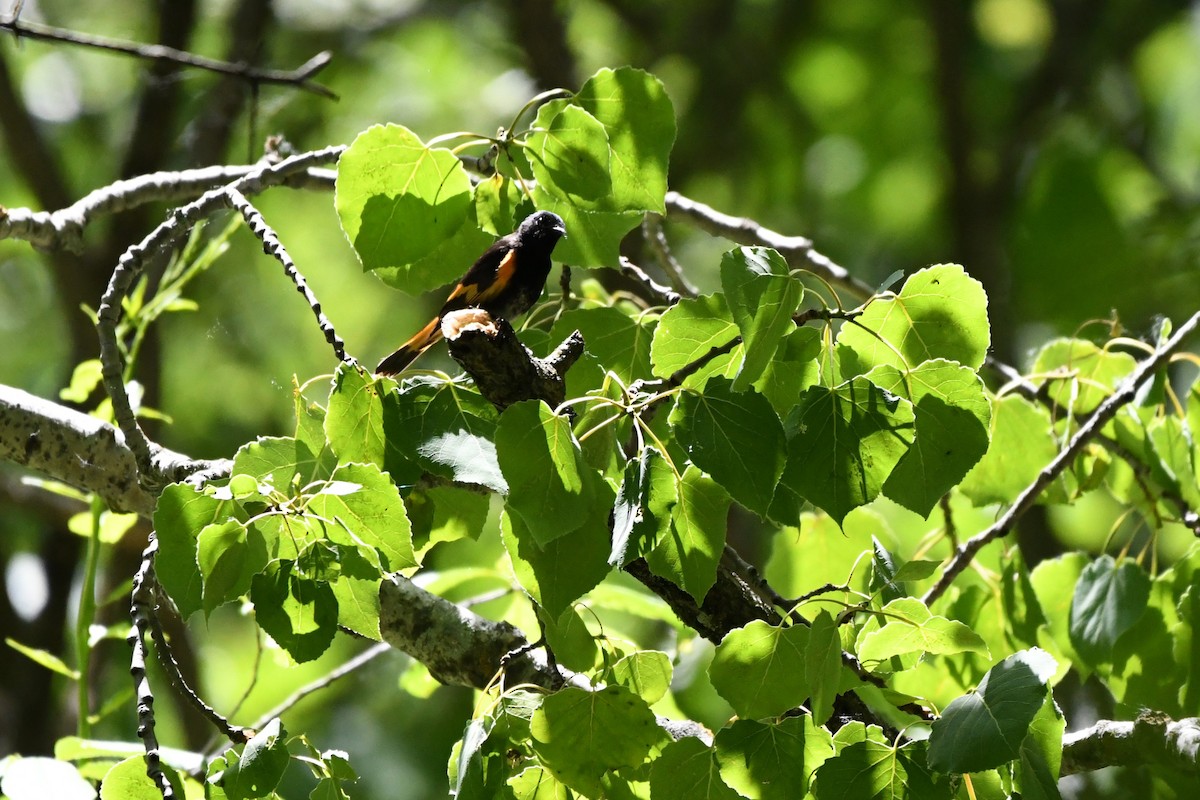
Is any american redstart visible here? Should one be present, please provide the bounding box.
[375,211,567,376]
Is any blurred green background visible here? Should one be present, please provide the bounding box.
[2,0,1198,796]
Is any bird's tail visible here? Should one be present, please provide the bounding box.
[375,317,443,376]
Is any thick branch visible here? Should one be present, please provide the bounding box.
[378,573,575,691]
[0,384,226,517]
[444,309,584,412]
[1062,714,1200,776]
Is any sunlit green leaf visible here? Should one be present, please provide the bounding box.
[530,686,661,797]
[926,648,1057,773]
[710,620,809,719]
[771,378,914,525]
[670,378,786,516]
[336,123,474,277]
[837,264,990,375]
[715,716,834,800]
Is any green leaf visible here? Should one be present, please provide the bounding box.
[5,638,80,680]
[502,496,613,619]
[550,307,655,384]
[856,598,990,664]
[1016,696,1065,800]
[710,620,809,719]
[473,174,527,236]
[719,247,804,391]
[892,559,940,583]
[526,102,612,208]
[507,767,571,799]
[1147,415,1200,508]
[307,462,415,572]
[753,326,823,415]
[228,718,289,799]
[1069,555,1151,667]
[251,561,338,664]
[326,545,382,640]
[611,651,673,704]
[648,738,741,800]
[232,436,321,496]
[771,378,915,525]
[926,648,1057,773]
[384,378,504,492]
[59,358,103,403]
[806,611,844,725]
[959,395,1058,506]
[99,756,182,800]
[670,378,786,516]
[530,686,661,797]
[574,66,675,213]
[1032,338,1137,415]
[610,446,674,566]
[645,465,731,604]
[867,360,991,516]
[531,186,642,267]
[650,293,740,386]
[371,212,496,294]
[155,482,234,619]
[837,264,990,375]
[715,716,834,800]
[811,740,941,800]
[197,519,267,616]
[539,606,599,673]
[496,400,593,546]
[325,363,385,468]
[335,123,474,275]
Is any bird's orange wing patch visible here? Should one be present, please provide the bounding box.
[473,249,518,305]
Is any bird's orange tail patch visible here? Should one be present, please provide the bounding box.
[375,317,443,376]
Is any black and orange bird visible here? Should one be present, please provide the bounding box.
[375,210,567,376]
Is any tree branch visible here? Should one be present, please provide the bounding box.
[1062,713,1200,776]
[0,384,226,517]
[664,190,875,302]
[923,309,1200,605]
[94,146,344,489]
[0,12,336,99]
[0,162,335,252]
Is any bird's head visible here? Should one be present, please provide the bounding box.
[518,210,567,243]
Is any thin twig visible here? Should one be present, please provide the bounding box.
[228,188,352,364]
[642,214,698,298]
[923,309,1200,605]
[619,257,680,306]
[95,146,344,488]
[127,536,175,799]
[664,191,875,301]
[247,642,392,733]
[145,572,250,745]
[0,13,337,99]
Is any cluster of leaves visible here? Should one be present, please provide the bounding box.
[13,66,1200,800]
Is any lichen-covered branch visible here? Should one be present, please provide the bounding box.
[0,163,336,252]
[378,573,575,691]
[1062,713,1200,776]
[0,384,226,517]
